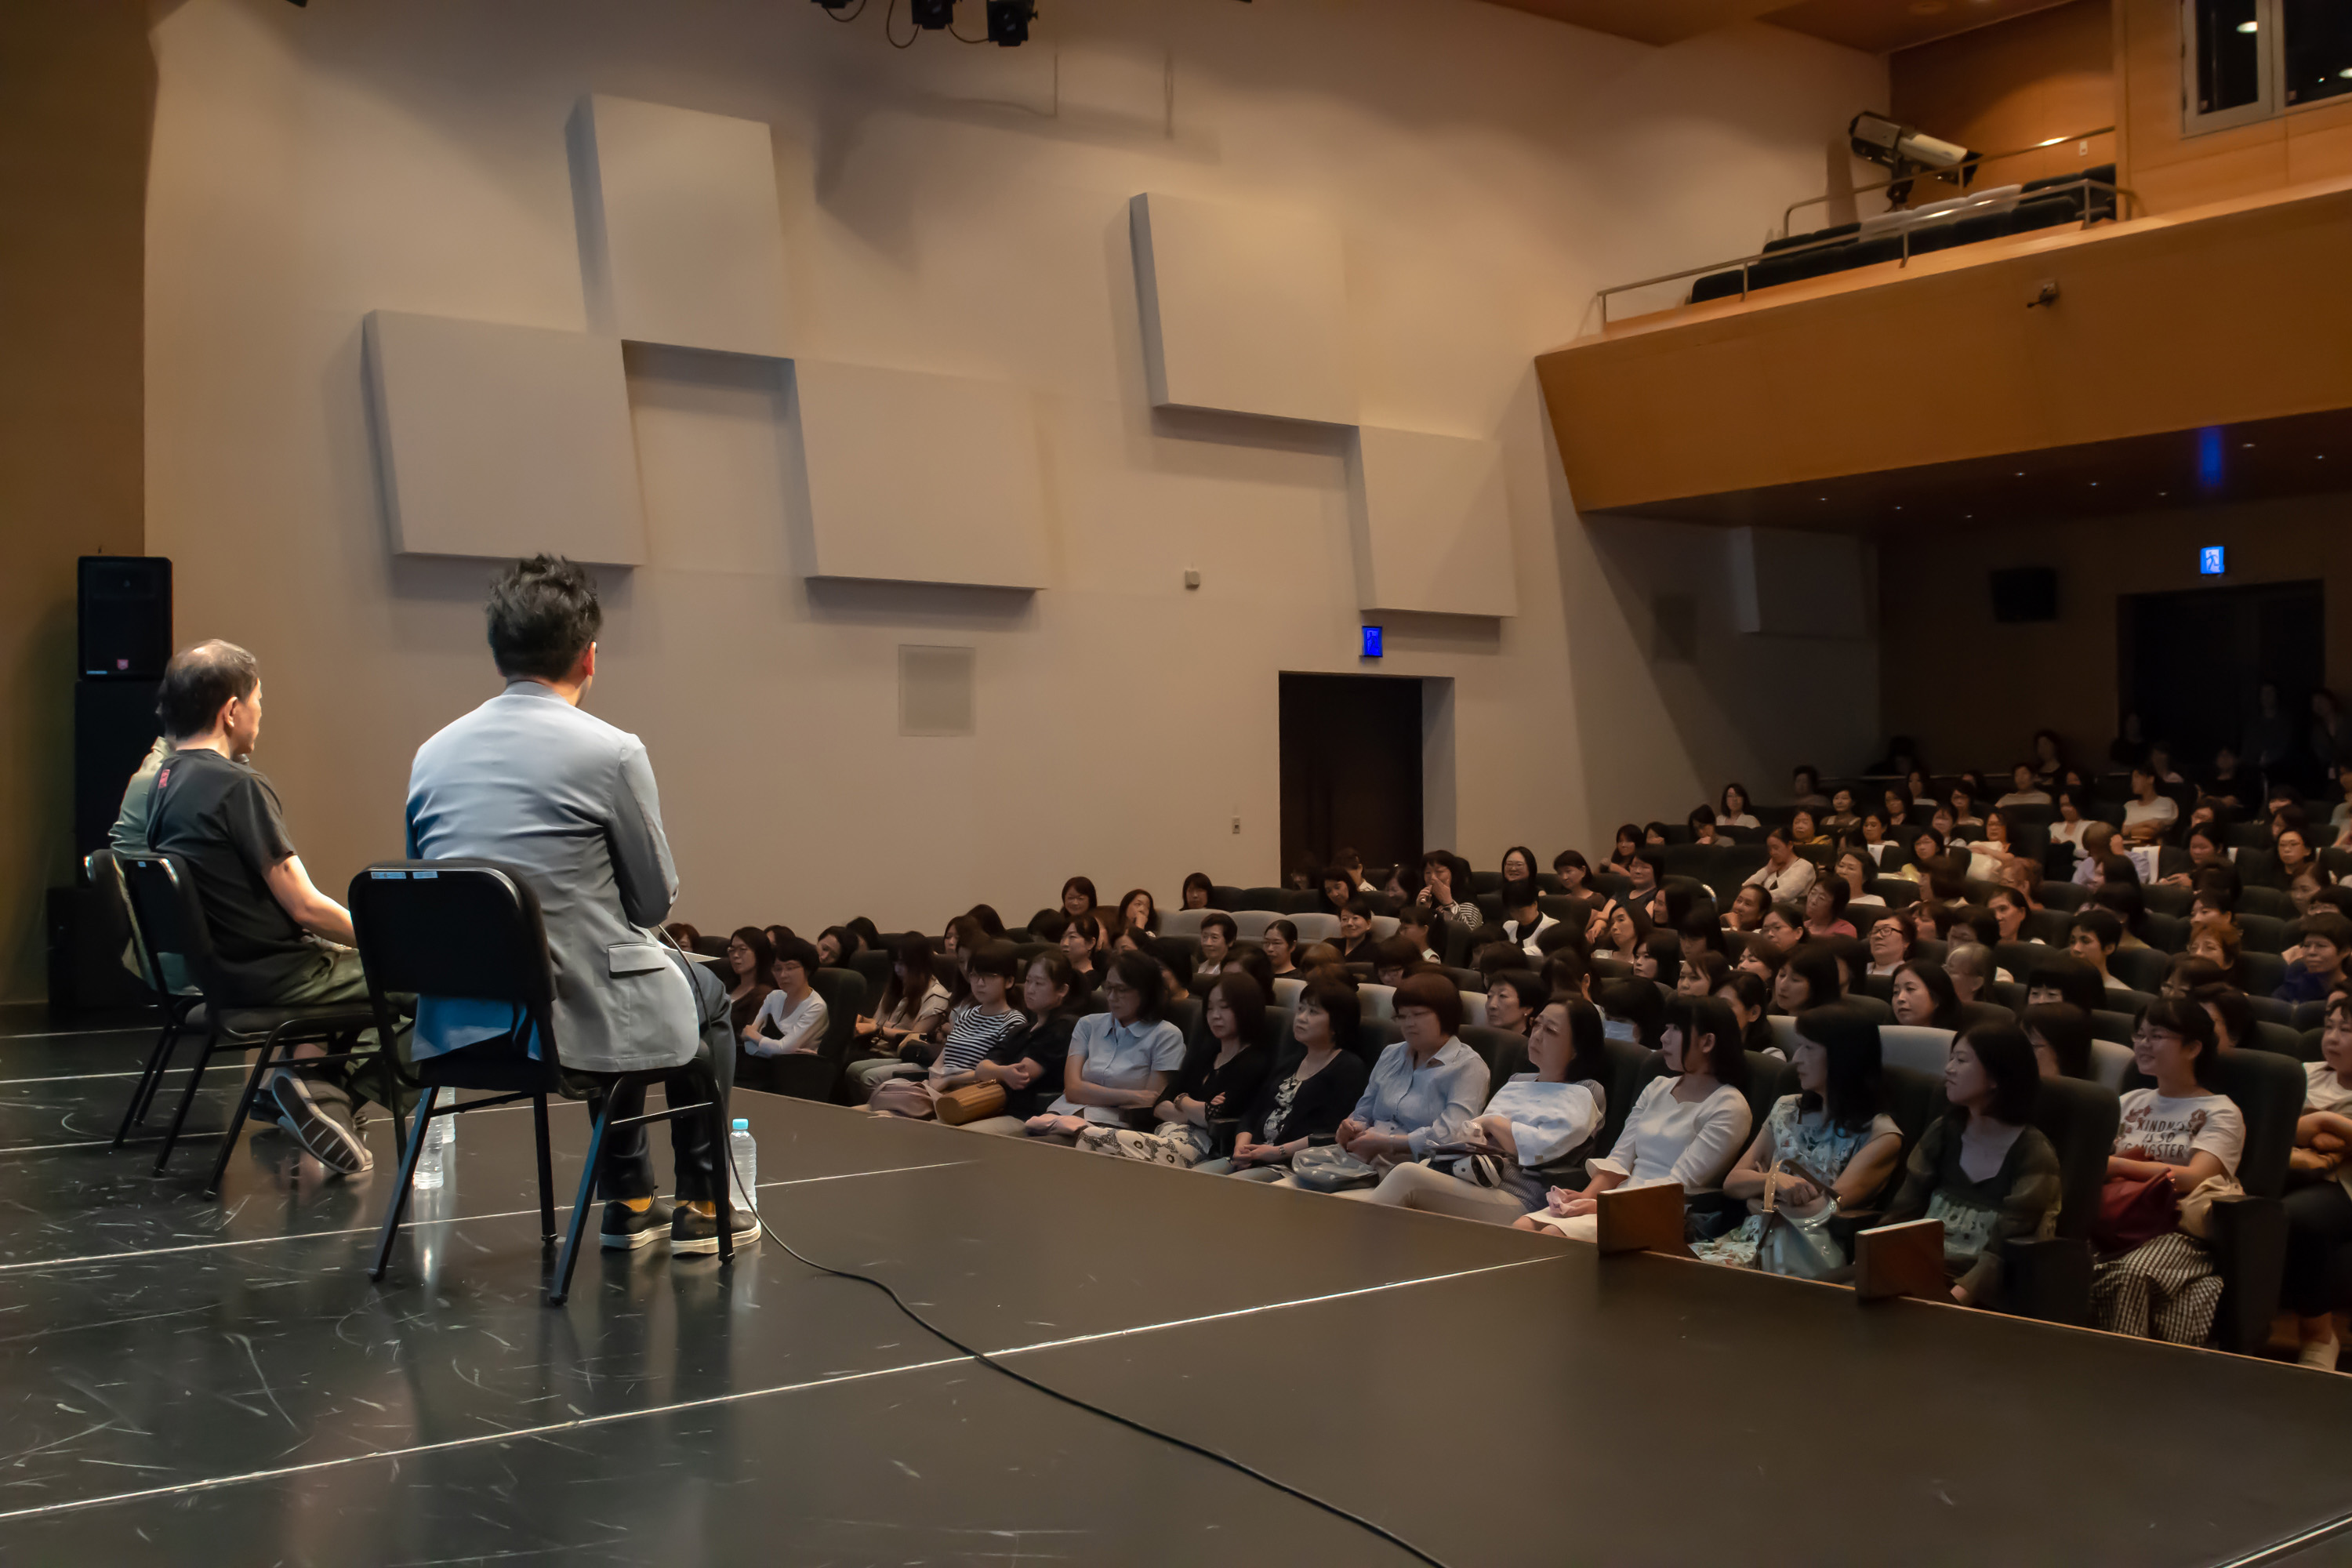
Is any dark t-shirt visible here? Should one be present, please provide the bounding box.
[1170,1038,1272,1121]
[988,1010,1076,1119]
[146,747,323,1001]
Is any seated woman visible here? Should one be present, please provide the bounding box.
[2187,916,2245,985]
[2093,880,2154,950]
[1759,902,1806,953]
[1519,995,1752,1242]
[2023,1001,2096,1079]
[739,936,829,1086]
[1719,782,1760,831]
[2024,952,2108,1012]
[1831,849,1883,913]
[1594,975,1665,1048]
[847,935,954,1094]
[1881,789,1911,831]
[1181,872,1216,911]
[1553,850,1594,898]
[1082,971,1273,1166]
[1865,910,1917,977]
[1895,828,1947,884]
[949,949,1087,1136]
[1679,950,1731,996]
[1629,930,1681,985]
[1773,945,1844,1015]
[1114,887,1159,939]
[1326,971,1491,1160]
[1501,844,1538,885]
[1788,809,1829,850]
[1735,938,1785,994]
[1944,942,1998,1008]
[1483,969,1548,1036]
[1609,824,1642,871]
[1416,851,1483,931]
[1060,913,1106,996]
[2092,996,2246,1345]
[1715,971,1775,1057]
[1890,960,1962,1029]
[2160,954,2227,1000]
[1823,787,1860,837]
[965,906,1007,941]
[1589,898,1651,962]
[2048,789,2099,866]
[815,924,861,968]
[2283,993,2352,1368]
[1353,997,1610,1224]
[1803,877,1857,941]
[1687,805,1721,846]
[1261,918,1302,979]
[2271,826,2323,893]
[1059,877,1100,924]
[1986,886,2038,948]
[723,927,776,1038]
[1335,899,1381,964]
[1023,952,1187,1142]
[1218,978,1370,1179]
[1726,884,1770,934]
[1691,1006,1904,1278]
[1317,866,1359,919]
[1882,1022,2063,1308]
[2291,866,2331,919]
[868,942,1028,1119]
[1965,811,2033,884]
[2158,822,2231,890]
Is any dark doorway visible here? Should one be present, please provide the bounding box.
[1279,673,1424,884]
[2119,579,2324,777]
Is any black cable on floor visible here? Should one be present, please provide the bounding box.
[723,1163,1452,1568]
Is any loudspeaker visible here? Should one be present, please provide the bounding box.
[74,679,162,866]
[1989,566,2057,624]
[78,555,172,679]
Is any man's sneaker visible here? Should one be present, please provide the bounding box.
[599,1198,676,1251]
[267,1069,372,1176]
[670,1203,760,1256]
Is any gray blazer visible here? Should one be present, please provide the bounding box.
[405,681,696,1075]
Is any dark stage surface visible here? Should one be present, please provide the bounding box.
[2,1008,2350,1566]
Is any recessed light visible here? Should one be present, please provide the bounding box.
[2238,19,2258,31]
[2158,490,2169,497]
[2015,471,2025,477]
[2243,441,2256,448]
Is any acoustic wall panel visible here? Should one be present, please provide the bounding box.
[792,361,1047,590]
[1129,191,1354,426]
[1728,526,1869,638]
[362,310,647,564]
[1346,426,1518,618]
[572,95,790,358]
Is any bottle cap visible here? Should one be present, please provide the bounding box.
[732,1118,750,1131]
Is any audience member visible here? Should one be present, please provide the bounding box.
[1219,978,1370,1178]
[1744,827,1817,902]
[1196,913,1237,985]
[848,934,953,1094]
[1181,872,1215,910]
[739,935,827,1083]
[1417,851,1483,930]
[1083,972,1272,1166]
[2278,913,2352,1005]
[1332,973,1491,1171]
[953,950,1085,1134]
[1865,911,1916,977]
[2068,909,2131,991]
[1890,960,1961,1029]
[1262,918,1301,978]
[2283,993,2352,1368]
[1061,913,1106,996]
[1802,877,1856,940]
[868,942,1028,1118]
[1719,782,1760,830]
[2023,1002,2095,1080]
[1024,952,1186,1142]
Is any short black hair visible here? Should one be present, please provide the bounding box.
[158,639,260,739]
[1502,877,1538,910]
[1201,913,1238,943]
[1342,898,1373,920]
[1106,949,1167,1018]
[2028,953,2106,1011]
[2141,993,2223,1090]
[1490,969,1548,1015]
[1793,1004,1886,1134]
[772,935,821,977]
[2071,908,2123,953]
[486,555,602,680]
[2022,1003,2095,1080]
[1393,971,1465,1035]
[1957,1022,2041,1124]
[967,941,1023,982]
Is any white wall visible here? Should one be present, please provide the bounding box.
[143,0,1886,938]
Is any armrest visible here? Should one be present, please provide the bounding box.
[2206,1193,2288,1357]
[1998,1236,2092,1326]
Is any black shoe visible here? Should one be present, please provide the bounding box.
[599,1197,676,1251]
[670,1203,760,1256]
[268,1069,372,1176]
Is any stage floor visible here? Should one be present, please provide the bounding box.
[0,1007,2348,1566]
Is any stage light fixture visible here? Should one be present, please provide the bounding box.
[912,0,954,27]
[985,0,1036,45]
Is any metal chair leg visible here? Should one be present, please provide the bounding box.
[114,1013,183,1149]
[711,1092,735,1265]
[154,1030,223,1176]
[549,1100,612,1306]
[378,1044,410,1166]
[369,1085,437,1281]
[532,1095,557,1246]
[205,1028,289,1196]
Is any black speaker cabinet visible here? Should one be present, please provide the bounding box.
[74,679,162,866]
[78,555,172,679]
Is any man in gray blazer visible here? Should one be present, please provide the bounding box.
[405,555,753,1257]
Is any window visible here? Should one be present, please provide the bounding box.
[2184,0,2352,135]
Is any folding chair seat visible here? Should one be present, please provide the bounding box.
[119,855,397,1193]
[92,849,209,1151]
[350,861,735,1305]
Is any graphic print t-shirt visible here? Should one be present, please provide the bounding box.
[2113,1088,2245,1177]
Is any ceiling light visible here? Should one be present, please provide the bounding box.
[2243,441,2256,448]
[2238,19,2259,31]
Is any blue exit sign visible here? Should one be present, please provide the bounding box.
[2199,546,2226,576]
[1360,625,1384,659]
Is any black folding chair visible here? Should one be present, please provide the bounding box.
[118,855,401,1192]
[89,849,207,1149]
[350,861,733,1305]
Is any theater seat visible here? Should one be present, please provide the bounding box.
[1460,1025,1530,1082]
[751,967,865,1104]
[1879,1024,1954,1079]
[2000,1072,2122,1324]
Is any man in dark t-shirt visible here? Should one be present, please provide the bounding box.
[144,640,392,1176]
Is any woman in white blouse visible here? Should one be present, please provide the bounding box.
[1718,782,1760,831]
[1518,995,1754,1242]
[1350,997,1610,1222]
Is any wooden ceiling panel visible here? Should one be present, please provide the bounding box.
[1475,0,2100,54]
[1472,0,1788,48]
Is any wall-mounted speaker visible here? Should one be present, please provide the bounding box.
[78,556,172,678]
[1989,566,2058,624]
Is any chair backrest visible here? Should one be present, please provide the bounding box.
[2240,913,2292,955]
[2242,953,2288,998]
[1459,1025,1530,1083]
[1767,1014,1800,1055]
[848,946,897,1005]
[1353,1018,1402,1063]
[1163,996,1202,1045]
[2032,1073,2123,1239]
[809,968,867,1064]
[91,849,166,997]
[349,861,557,1010]
[1272,975,1305,1008]
[1742,1051,1795,1136]
[1357,983,1396,1022]
[1880,1024,1955,1079]
[120,853,234,1000]
[1160,909,1212,938]
[2037,880,2089,912]
[2109,947,2169,995]
[1839,994,1894,1025]
[1882,1064,1945,1151]
[1369,915,1399,940]
[2089,1039,2132,1090]
[1288,913,1341,944]
[2088,1008,2137,1045]
[1460,991,1488,1027]
[1595,1040,1668,1157]
[1240,887,1288,913]
[1233,910,1277,942]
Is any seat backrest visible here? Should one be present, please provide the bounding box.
[1353,1018,1402,1064]
[2110,947,2169,995]
[1596,1040,1668,1157]
[1955,999,2016,1033]
[1358,983,1396,1022]
[848,947,896,1004]
[1234,910,1277,942]
[1370,916,1399,940]
[1160,909,1211,937]
[2242,953,2287,998]
[2220,1049,2307,1200]
[1272,975,1305,1008]
[1210,884,1248,909]
[2241,885,2296,920]
[1288,913,1341,944]
[1839,994,1894,1025]
[1743,1051,1795,1135]
[2254,1021,2317,1061]
[2022,909,2072,945]
[119,853,231,999]
[1768,1013,1799,1055]
[2089,1038,2132,1089]
[2088,1009,2136,1045]
[1882,1064,1944,1151]
[809,968,867,1064]
[1460,991,1488,1027]
[2037,880,2089,912]
[1163,997,1202,1046]
[1240,887,1289,912]
[93,849,169,996]
[2032,1073,2122,1239]
[2240,913,2292,955]
[349,861,557,1009]
[1880,1024,1955,1079]
[1459,1025,1530,1083]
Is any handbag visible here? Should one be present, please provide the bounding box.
[1290,1145,1381,1192]
[2092,1171,2179,1254]
[2176,1173,2244,1240]
[935,1081,1007,1126]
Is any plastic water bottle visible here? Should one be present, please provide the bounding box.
[414,1115,456,1190]
[728,1118,757,1214]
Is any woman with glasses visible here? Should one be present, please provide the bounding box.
[1022,952,1185,1143]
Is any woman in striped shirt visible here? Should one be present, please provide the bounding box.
[868,943,1029,1120]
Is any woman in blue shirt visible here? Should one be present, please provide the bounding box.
[1022,951,1185,1142]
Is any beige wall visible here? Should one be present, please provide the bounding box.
[0,7,151,1002]
[139,0,1886,949]
[1879,492,2352,771]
